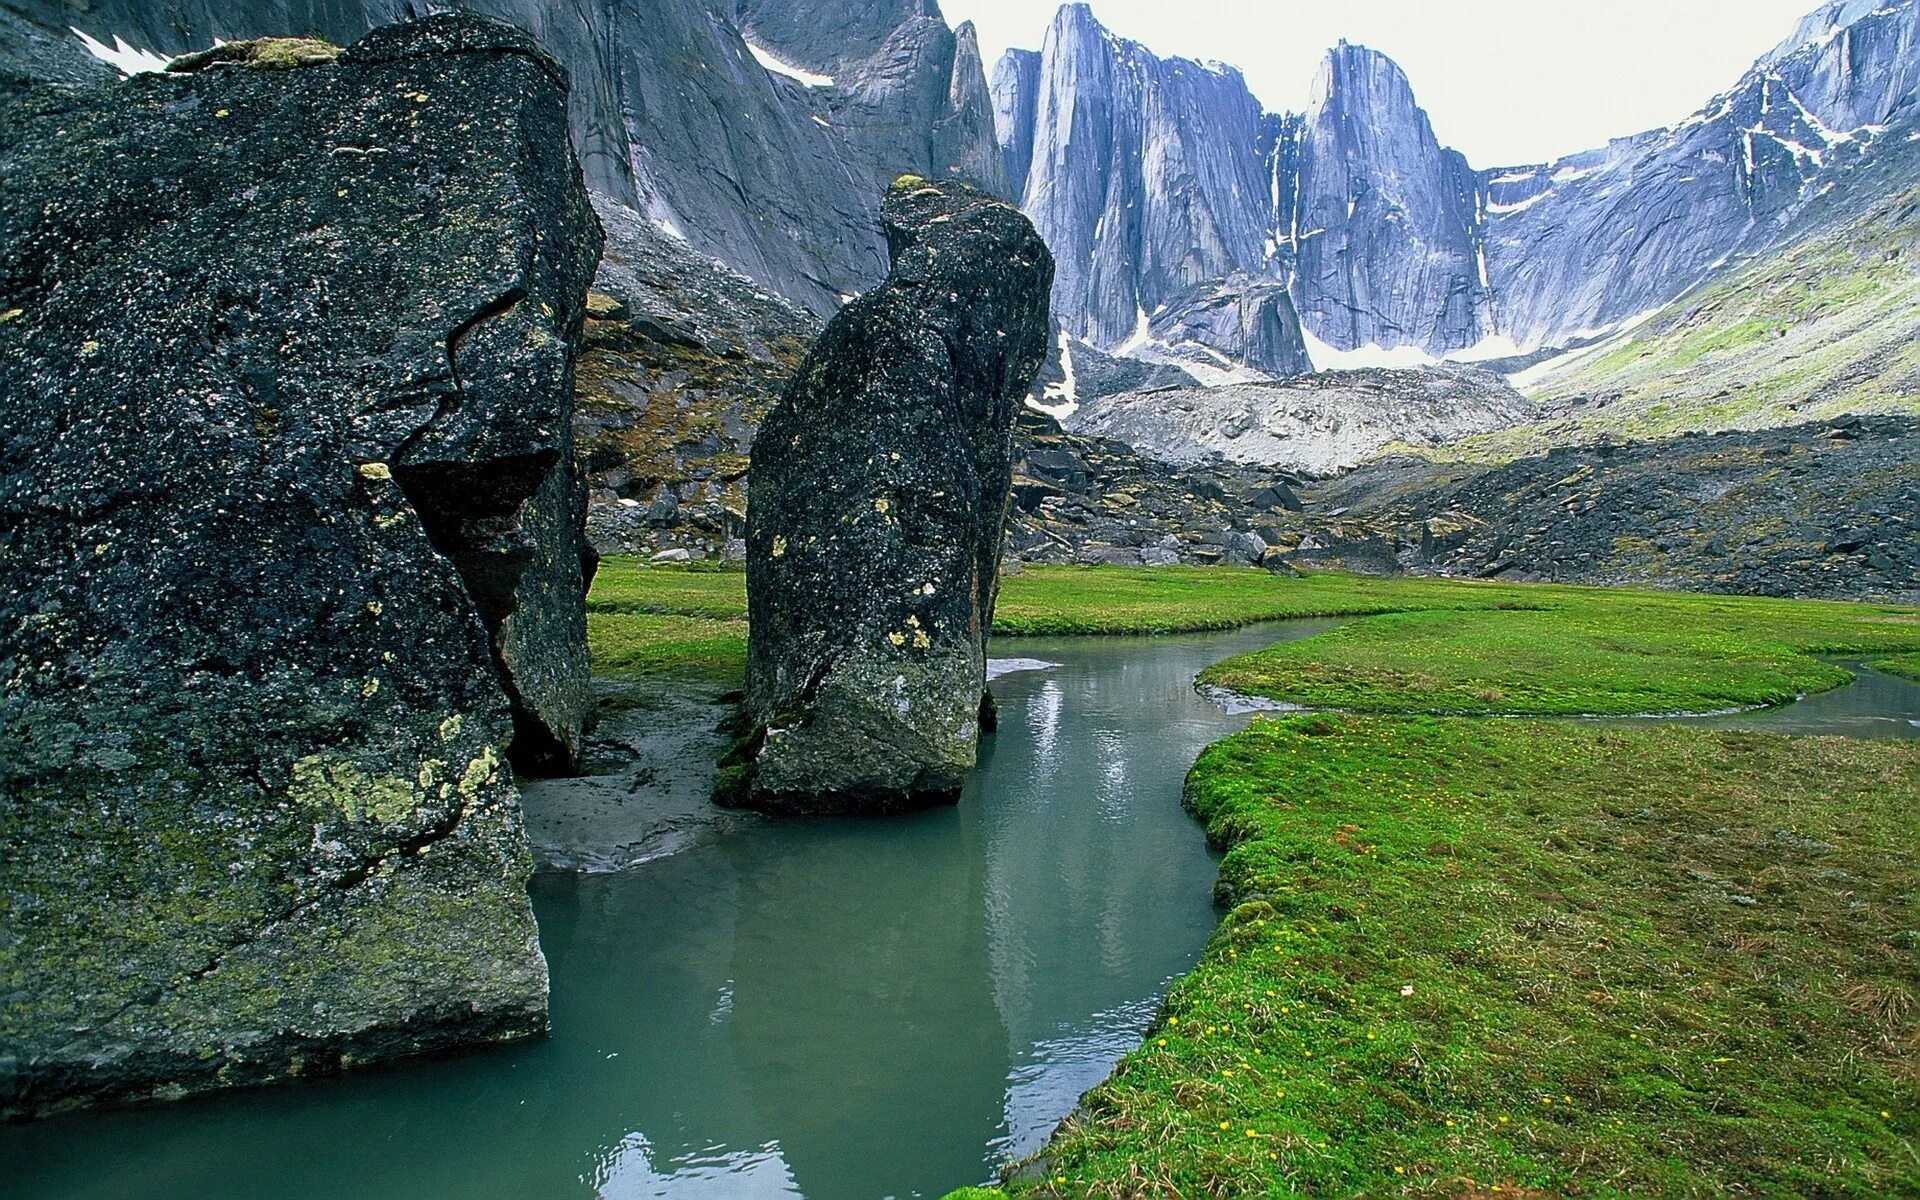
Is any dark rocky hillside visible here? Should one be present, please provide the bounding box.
[1302,417,1920,603]
[0,17,598,1115]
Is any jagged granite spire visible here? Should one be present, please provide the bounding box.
[1004,4,1297,373]
[1287,42,1491,353]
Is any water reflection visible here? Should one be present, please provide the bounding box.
[2,623,1327,1200]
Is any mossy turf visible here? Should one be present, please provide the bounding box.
[1874,652,1920,682]
[586,611,747,682]
[983,716,1919,1199]
[1198,593,1920,717]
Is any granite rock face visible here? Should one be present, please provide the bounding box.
[1004,5,1278,367]
[1287,44,1490,355]
[1483,0,1920,349]
[740,180,1052,814]
[995,0,1920,367]
[14,0,1005,316]
[0,16,600,1116]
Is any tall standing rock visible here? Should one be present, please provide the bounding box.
[740,179,1053,815]
[0,16,601,1116]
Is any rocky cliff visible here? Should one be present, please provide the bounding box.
[13,0,1005,317]
[997,5,1291,375]
[1483,0,1920,350]
[1287,43,1491,355]
[738,179,1052,814]
[0,17,599,1115]
[995,0,1920,370]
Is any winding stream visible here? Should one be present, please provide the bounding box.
[4,626,1914,1199]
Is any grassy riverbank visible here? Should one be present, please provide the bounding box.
[1875,652,1920,682]
[994,716,1920,1197]
[588,562,1920,712]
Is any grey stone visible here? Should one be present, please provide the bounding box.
[739,179,1052,814]
[0,15,600,1117]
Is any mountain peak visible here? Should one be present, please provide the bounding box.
[1765,0,1915,63]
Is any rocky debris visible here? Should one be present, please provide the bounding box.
[1027,330,1199,414]
[738,179,1052,814]
[1301,417,1920,602]
[0,15,600,1116]
[576,196,819,560]
[1004,409,1305,571]
[1066,366,1534,475]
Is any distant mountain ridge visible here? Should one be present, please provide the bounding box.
[994,0,1920,375]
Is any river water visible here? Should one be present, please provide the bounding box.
[2,623,1331,1200]
[5,628,1914,1199]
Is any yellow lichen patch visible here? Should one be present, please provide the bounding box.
[360,677,380,699]
[772,536,788,558]
[438,715,464,743]
[458,745,502,799]
[888,631,907,647]
[168,37,341,73]
[358,461,393,480]
[288,753,417,825]
[873,497,891,514]
[584,290,625,319]
[0,308,23,324]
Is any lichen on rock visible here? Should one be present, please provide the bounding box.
[0,14,600,1117]
[739,179,1053,814]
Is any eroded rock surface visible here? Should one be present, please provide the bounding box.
[0,15,600,1116]
[739,179,1052,814]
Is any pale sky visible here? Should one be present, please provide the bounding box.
[944,0,1823,167]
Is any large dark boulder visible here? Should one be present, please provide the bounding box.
[739,178,1052,814]
[0,15,601,1116]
